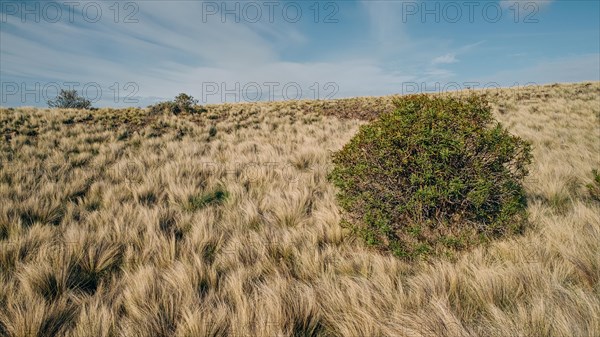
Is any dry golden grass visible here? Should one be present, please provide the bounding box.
[0,82,599,337]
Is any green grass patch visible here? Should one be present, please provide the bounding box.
[185,187,229,212]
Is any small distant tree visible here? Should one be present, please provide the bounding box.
[174,93,198,114]
[47,89,92,109]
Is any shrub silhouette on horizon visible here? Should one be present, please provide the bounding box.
[329,94,532,259]
[47,89,92,109]
[174,93,198,114]
[148,93,206,115]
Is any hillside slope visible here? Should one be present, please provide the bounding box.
[1,82,599,337]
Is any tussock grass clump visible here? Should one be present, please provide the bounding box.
[185,188,229,212]
[329,94,532,258]
[587,169,600,202]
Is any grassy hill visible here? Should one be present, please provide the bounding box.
[1,82,599,337]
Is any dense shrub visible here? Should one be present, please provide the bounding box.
[47,89,92,109]
[329,94,532,259]
[148,101,178,114]
[148,93,206,115]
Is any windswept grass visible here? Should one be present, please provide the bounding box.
[0,82,599,336]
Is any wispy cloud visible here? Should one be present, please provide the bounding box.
[360,0,410,54]
[432,54,458,65]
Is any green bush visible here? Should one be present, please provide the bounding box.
[148,93,206,115]
[329,94,532,259]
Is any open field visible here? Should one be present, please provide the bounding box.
[0,82,599,336]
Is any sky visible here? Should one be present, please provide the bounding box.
[1,0,599,107]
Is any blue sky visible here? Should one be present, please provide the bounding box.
[1,0,599,106]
